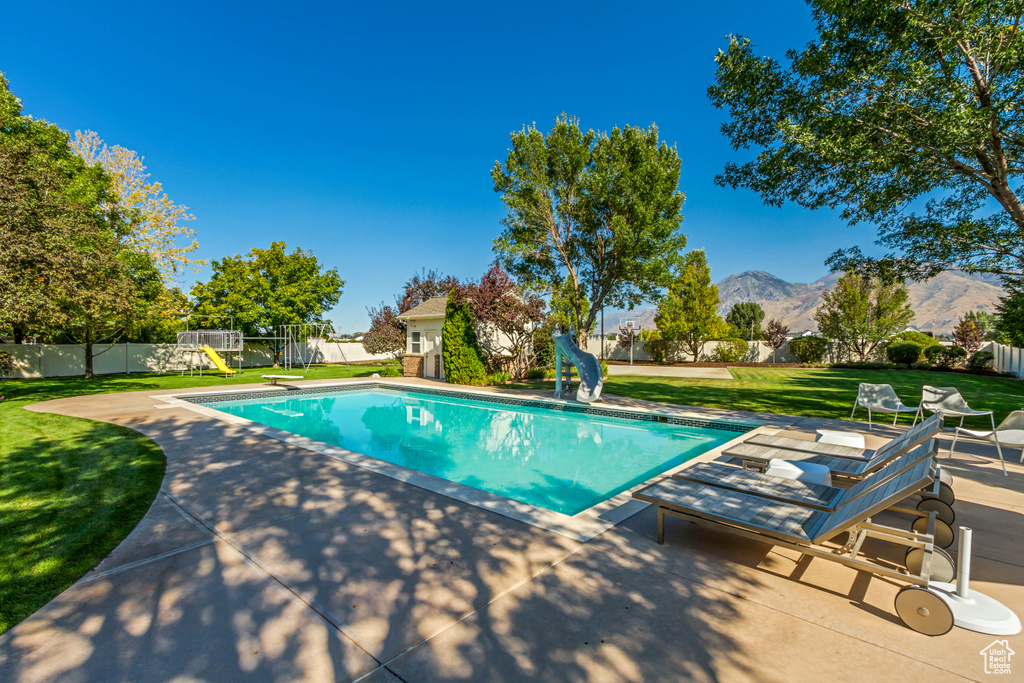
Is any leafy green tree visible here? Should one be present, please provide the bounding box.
[190,242,344,364]
[965,309,1005,342]
[125,286,189,343]
[442,291,486,385]
[996,288,1024,346]
[0,72,158,376]
[708,2,1024,285]
[725,302,765,341]
[813,273,914,361]
[493,114,687,346]
[891,329,941,350]
[655,250,725,361]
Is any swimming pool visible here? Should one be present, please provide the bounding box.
[193,385,749,516]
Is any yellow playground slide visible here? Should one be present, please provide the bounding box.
[198,346,237,375]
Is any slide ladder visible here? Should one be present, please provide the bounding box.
[552,333,603,403]
[199,346,237,375]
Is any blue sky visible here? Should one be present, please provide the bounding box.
[1,0,883,332]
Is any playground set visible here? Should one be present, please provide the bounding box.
[176,317,332,381]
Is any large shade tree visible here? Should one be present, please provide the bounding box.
[708,1,1024,288]
[492,114,687,345]
[1,73,159,376]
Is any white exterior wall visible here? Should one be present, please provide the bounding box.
[0,340,387,379]
[403,317,446,379]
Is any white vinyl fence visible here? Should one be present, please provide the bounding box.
[583,339,878,364]
[992,343,1024,379]
[0,340,389,379]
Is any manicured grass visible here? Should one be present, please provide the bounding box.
[0,364,383,634]
[510,367,1023,427]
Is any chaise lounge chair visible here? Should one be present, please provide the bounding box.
[850,383,922,429]
[722,414,943,482]
[675,440,936,511]
[735,412,941,463]
[673,440,955,547]
[632,458,957,635]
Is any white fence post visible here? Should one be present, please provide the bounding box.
[992,342,1024,378]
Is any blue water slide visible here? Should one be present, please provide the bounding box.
[552,332,604,403]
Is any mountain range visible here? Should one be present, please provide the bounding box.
[607,270,1005,335]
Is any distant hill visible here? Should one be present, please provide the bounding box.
[605,269,1005,335]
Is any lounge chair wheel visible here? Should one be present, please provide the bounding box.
[920,481,955,507]
[916,498,955,526]
[936,469,953,488]
[895,586,954,636]
[904,546,956,583]
[911,516,955,548]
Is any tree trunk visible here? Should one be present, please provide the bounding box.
[12,323,26,345]
[84,328,95,379]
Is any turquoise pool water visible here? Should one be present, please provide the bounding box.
[206,388,736,515]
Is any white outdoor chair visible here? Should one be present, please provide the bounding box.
[949,410,1024,477]
[849,383,922,430]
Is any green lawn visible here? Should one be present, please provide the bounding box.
[510,367,1023,427]
[0,364,383,634]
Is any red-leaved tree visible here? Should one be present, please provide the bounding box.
[952,317,985,355]
[764,318,789,362]
[362,304,406,360]
[396,269,462,313]
[464,263,545,376]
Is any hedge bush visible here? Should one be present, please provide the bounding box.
[646,339,669,363]
[789,336,828,364]
[442,294,487,385]
[886,341,923,367]
[710,339,749,363]
[923,345,944,364]
[378,365,402,377]
[0,350,13,377]
[487,371,512,383]
[927,345,968,368]
[967,350,994,373]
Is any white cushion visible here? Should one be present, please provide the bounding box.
[766,459,832,487]
[815,429,867,449]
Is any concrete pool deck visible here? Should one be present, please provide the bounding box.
[0,376,1021,681]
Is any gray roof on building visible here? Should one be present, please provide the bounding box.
[398,296,448,319]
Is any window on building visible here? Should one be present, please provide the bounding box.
[411,331,421,353]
